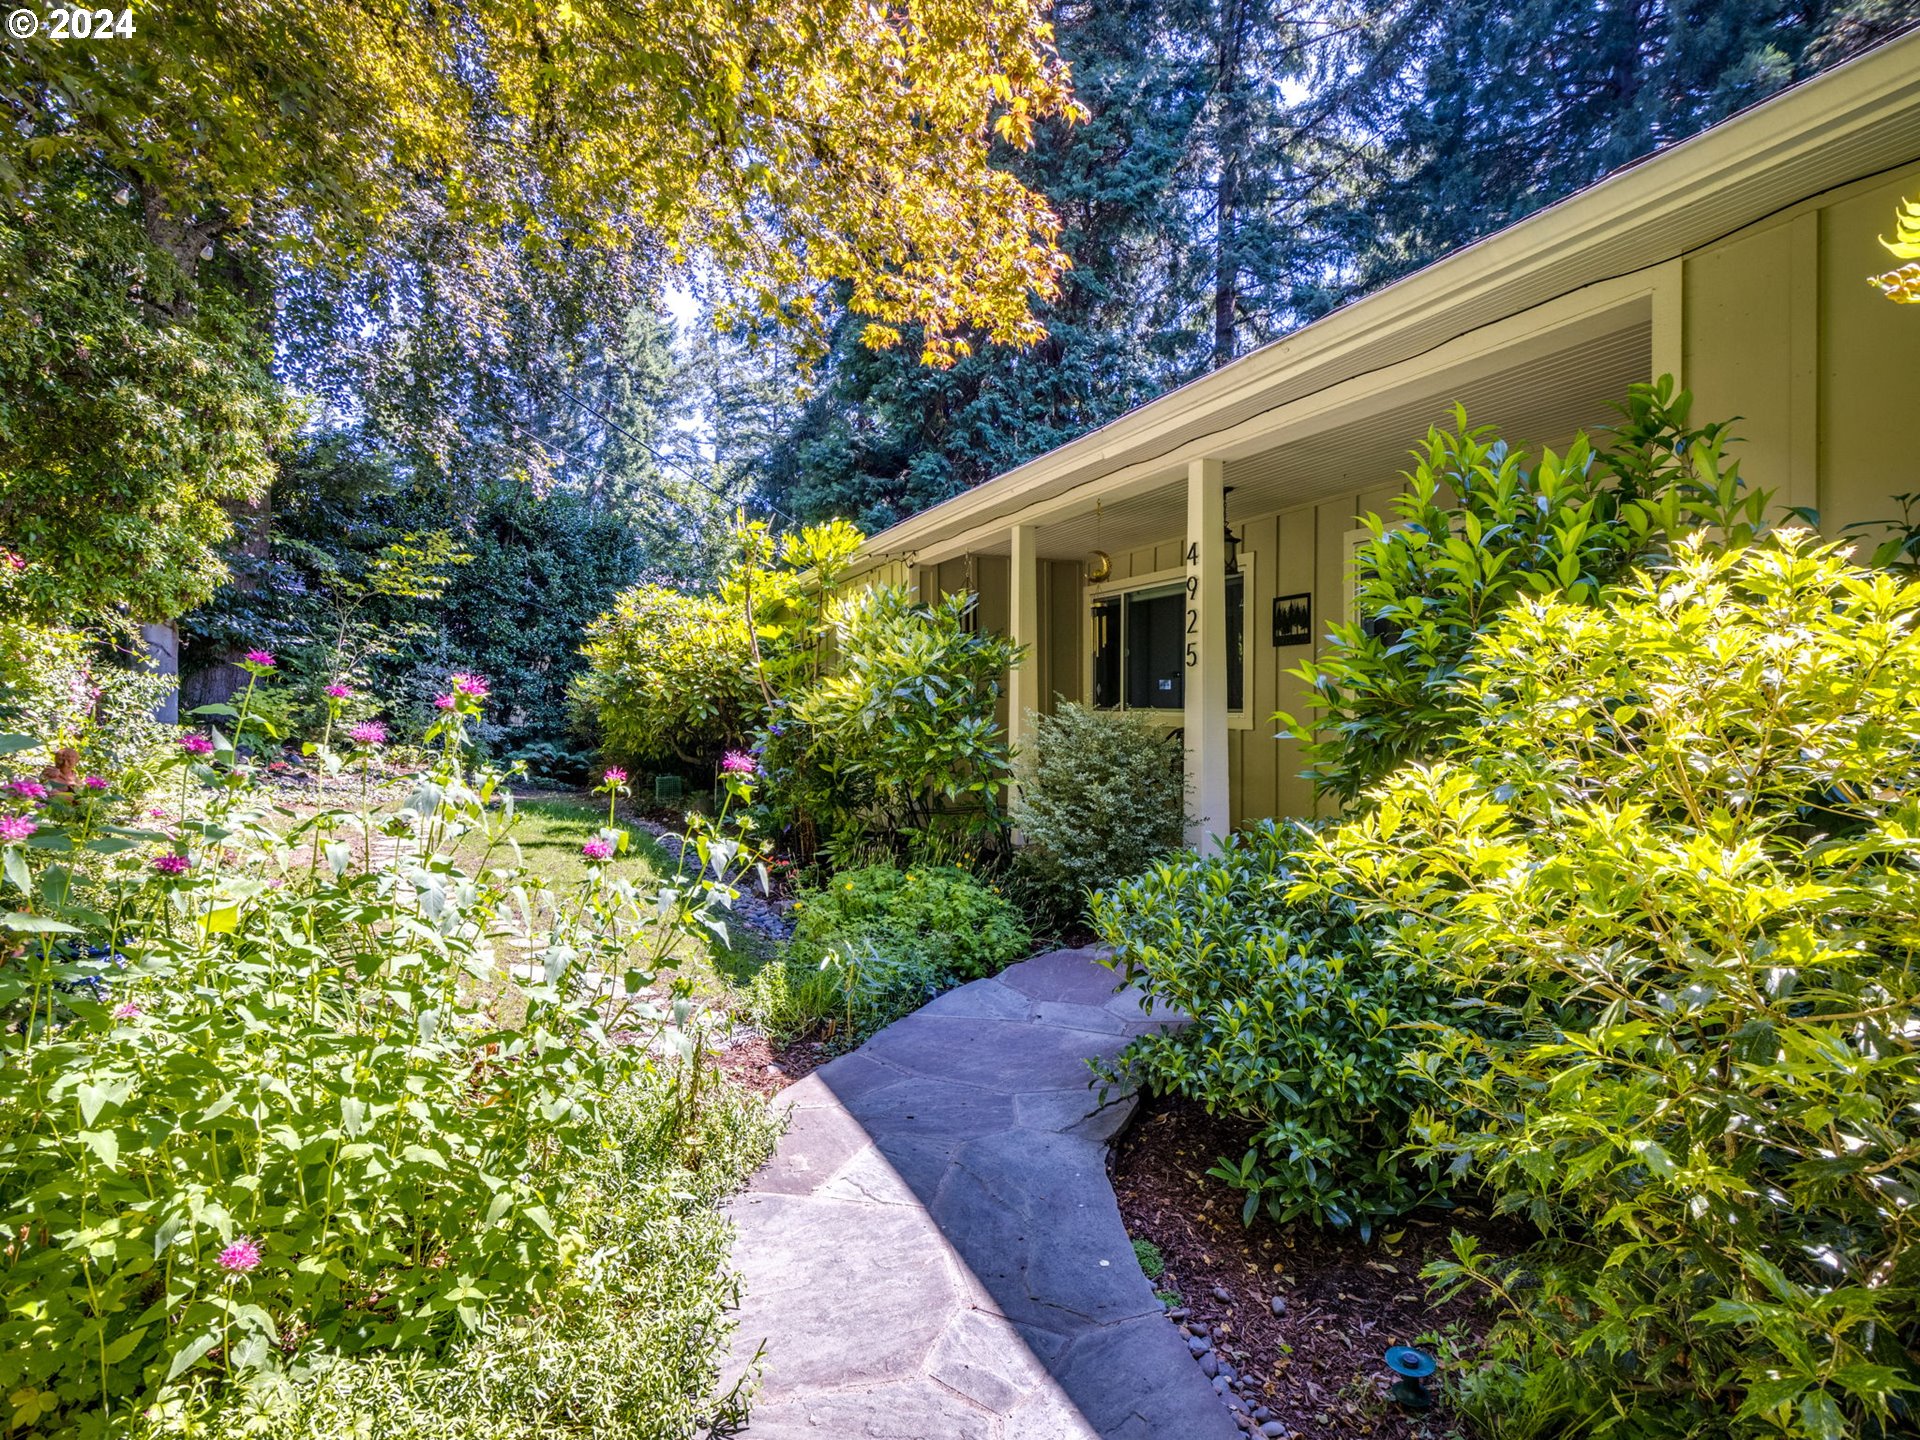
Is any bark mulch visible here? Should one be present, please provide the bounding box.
[714,1033,830,1098]
[1110,1096,1533,1440]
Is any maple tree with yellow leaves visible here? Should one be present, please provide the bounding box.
[1,0,1086,365]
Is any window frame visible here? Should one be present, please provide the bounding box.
[1085,559,1255,730]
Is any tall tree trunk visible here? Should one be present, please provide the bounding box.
[1211,0,1248,369]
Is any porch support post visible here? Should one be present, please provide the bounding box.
[1185,459,1229,850]
[1007,522,1041,783]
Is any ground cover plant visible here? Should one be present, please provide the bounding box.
[750,862,1030,1046]
[0,662,772,1437]
[1301,533,1920,1438]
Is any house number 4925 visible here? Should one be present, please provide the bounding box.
[1184,542,1199,667]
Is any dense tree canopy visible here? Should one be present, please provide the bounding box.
[0,0,1086,614]
[757,0,1918,528]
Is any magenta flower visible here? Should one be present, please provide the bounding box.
[146,806,169,820]
[432,694,456,711]
[348,721,388,746]
[450,672,490,699]
[721,750,757,775]
[602,767,628,785]
[112,1001,141,1021]
[580,838,615,861]
[3,551,24,572]
[324,682,352,699]
[6,779,48,801]
[178,733,215,757]
[243,650,276,668]
[0,815,35,843]
[82,775,109,791]
[217,1239,262,1274]
[151,854,190,876]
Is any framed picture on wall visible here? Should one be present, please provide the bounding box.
[1273,592,1312,647]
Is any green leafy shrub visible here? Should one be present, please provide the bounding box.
[0,672,763,1434]
[789,862,1029,981]
[1094,820,1448,1232]
[1282,379,1767,804]
[760,586,1020,860]
[1302,533,1920,1437]
[1011,701,1188,928]
[572,585,761,765]
[749,863,1029,1047]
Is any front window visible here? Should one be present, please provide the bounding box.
[1092,575,1244,714]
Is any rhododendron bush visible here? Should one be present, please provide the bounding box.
[0,672,764,1434]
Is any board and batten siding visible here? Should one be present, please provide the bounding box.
[1682,156,1920,538]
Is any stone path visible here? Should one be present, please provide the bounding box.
[722,947,1242,1440]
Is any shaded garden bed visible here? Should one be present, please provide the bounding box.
[1111,1097,1532,1440]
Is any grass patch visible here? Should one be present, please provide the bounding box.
[470,792,677,893]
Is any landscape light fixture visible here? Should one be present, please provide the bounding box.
[1383,1346,1437,1410]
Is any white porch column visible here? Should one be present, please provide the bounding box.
[1185,459,1229,850]
[1007,524,1041,774]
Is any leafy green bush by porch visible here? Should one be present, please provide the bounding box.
[1302,533,1920,1438]
[1282,378,1768,803]
[1093,820,1449,1233]
[1011,701,1189,929]
[759,586,1020,862]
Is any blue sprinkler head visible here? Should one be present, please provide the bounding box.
[1383,1346,1437,1409]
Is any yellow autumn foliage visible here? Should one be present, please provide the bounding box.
[0,0,1086,364]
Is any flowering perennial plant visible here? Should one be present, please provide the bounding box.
[0,668,764,1434]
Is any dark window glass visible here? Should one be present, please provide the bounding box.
[1227,574,1244,713]
[1125,586,1185,709]
[1091,598,1120,708]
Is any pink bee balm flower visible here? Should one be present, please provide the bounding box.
[151,853,190,875]
[7,779,48,800]
[432,693,456,711]
[450,672,490,700]
[580,838,615,861]
[178,733,215,757]
[602,767,628,785]
[217,1239,262,1274]
[721,750,757,775]
[324,682,352,699]
[243,650,276,668]
[348,721,388,746]
[0,815,35,843]
[3,551,24,571]
[112,1001,141,1020]
[147,806,169,820]
[82,775,109,790]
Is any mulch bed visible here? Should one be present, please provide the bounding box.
[715,1033,830,1098]
[1109,1097,1532,1440]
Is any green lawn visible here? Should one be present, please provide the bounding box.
[490,792,678,892]
[473,790,775,997]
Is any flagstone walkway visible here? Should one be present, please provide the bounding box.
[723,947,1242,1440]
